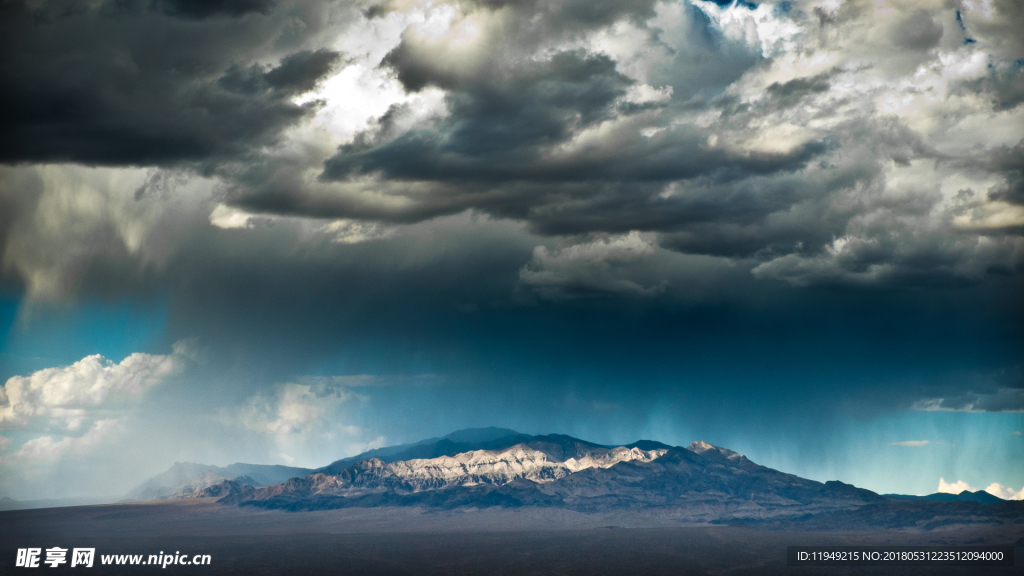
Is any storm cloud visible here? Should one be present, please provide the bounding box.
[0,0,352,167]
[223,0,1024,289]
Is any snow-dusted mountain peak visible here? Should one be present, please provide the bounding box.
[246,442,668,501]
[364,442,663,491]
[687,441,746,461]
[387,443,666,483]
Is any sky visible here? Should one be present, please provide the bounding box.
[0,0,1022,501]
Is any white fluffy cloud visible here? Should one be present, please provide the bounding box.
[890,440,929,447]
[692,0,802,57]
[937,478,1024,500]
[13,419,121,461]
[209,203,257,230]
[0,347,179,431]
[984,482,1024,501]
[937,477,978,494]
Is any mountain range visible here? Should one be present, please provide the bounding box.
[883,490,1007,504]
[126,428,1022,529]
[124,461,313,501]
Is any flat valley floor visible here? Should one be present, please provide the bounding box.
[1,500,1021,575]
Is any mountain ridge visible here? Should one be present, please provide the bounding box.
[316,428,536,475]
[127,428,639,501]
[127,428,1023,531]
[217,434,887,525]
[884,490,1005,504]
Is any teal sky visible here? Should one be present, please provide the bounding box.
[1,285,1021,499]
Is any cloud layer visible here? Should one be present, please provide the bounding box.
[1,348,178,431]
[229,0,1024,290]
[0,0,352,167]
[2,0,1023,298]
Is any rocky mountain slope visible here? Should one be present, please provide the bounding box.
[225,438,882,523]
[236,443,667,504]
[136,428,1022,530]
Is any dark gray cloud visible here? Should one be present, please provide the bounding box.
[1,0,1021,301]
[314,0,775,188]
[235,1,823,232]
[152,0,277,19]
[963,0,1024,58]
[917,389,1024,413]
[890,9,943,51]
[0,0,352,167]
[217,0,1022,290]
[969,64,1024,113]
[763,71,836,111]
[326,50,637,180]
[985,141,1024,206]
[911,368,1024,413]
[429,0,660,35]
